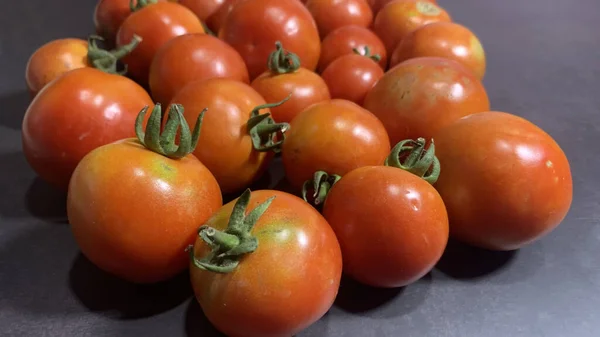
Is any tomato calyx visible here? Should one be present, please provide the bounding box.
[247,94,292,153]
[187,189,275,273]
[134,103,206,159]
[353,46,382,63]
[267,41,301,74]
[302,171,342,207]
[87,34,142,75]
[384,138,441,184]
[129,0,158,12]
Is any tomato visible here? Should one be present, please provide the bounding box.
[149,33,249,107]
[94,0,164,43]
[305,0,373,39]
[189,189,342,337]
[178,0,226,22]
[433,111,573,251]
[205,0,243,33]
[282,99,390,191]
[373,0,451,55]
[363,57,490,146]
[116,1,205,86]
[250,42,330,124]
[321,51,384,105]
[68,104,223,283]
[219,0,321,80]
[390,22,486,79]
[318,25,387,72]
[368,0,436,14]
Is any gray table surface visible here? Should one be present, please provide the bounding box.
[1,0,599,336]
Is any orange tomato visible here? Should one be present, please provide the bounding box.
[368,0,436,14]
[94,0,166,43]
[178,0,226,22]
[305,0,373,39]
[319,25,387,72]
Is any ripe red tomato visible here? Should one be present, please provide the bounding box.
[219,0,321,80]
[68,104,223,283]
[282,99,390,191]
[363,57,490,146]
[305,0,373,39]
[251,42,330,123]
[390,21,486,79]
[433,112,573,251]
[321,51,384,105]
[319,25,387,72]
[368,0,436,14]
[373,0,451,55]
[178,0,226,22]
[22,67,153,190]
[116,1,205,85]
[189,189,342,336]
[94,0,164,43]
[205,0,243,33]
[149,33,249,107]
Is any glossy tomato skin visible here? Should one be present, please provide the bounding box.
[205,0,243,33]
[68,138,222,283]
[94,0,167,42]
[251,68,330,123]
[149,33,249,106]
[219,0,321,80]
[25,38,89,96]
[319,25,387,72]
[179,0,226,21]
[363,57,490,146]
[323,166,448,287]
[390,21,486,79]
[373,0,451,55]
[169,78,272,194]
[116,2,205,85]
[22,68,153,190]
[191,190,342,337]
[282,99,390,190]
[368,0,436,14]
[433,112,573,251]
[305,0,373,39]
[321,54,384,105]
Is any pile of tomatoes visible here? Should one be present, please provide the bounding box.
[21,0,573,335]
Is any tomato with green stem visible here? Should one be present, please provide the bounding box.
[68,104,223,283]
[319,25,387,72]
[305,0,373,39]
[94,0,163,43]
[189,188,342,337]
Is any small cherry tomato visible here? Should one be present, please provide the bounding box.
[373,0,451,55]
[94,0,164,43]
[189,189,342,337]
[368,0,436,14]
[251,42,330,123]
[178,0,226,22]
[319,25,387,72]
[305,0,373,39]
[433,111,573,251]
[363,57,490,145]
[149,33,249,106]
[390,21,486,79]
[68,104,223,283]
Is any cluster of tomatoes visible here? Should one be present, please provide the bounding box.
[21,0,573,335]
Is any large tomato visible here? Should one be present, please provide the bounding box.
[22,67,153,190]
[251,42,330,124]
[282,99,390,191]
[178,0,226,22]
[68,104,222,283]
[149,33,249,106]
[318,25,387,72]
[305,0,373,39]
[368,0,436,14]
[94,0,164,43]
[433,111,573,251]
[363,57,490,146]
[116,1,205,85]
[218,0,321,80]
[390,21,486,79]
[373,0,451,55]
[189,189,342,337]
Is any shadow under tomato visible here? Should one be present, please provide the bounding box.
[0,90,31,131]
[68,253,193,320]
[184,299,226,337]
[25,177,68,224]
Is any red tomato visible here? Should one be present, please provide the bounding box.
[368,0,436,14]
[250,42,330,123]
[321,51,384,105]
[189,189,342,337]
[22,67,153,190]
[305,0,373,39]
[282,99,390,191]
[219,0,321,80]
[363,57,490,145]
[390,21,486,79]
[94,0,165,42]
[433,111,573,250]
[116,1,205,85]
[68,104,223,283]
[205,0,243,34]
[149,33,249,107]
[178,0,226,21]
[319,25,387,72]
[373,0,451,55]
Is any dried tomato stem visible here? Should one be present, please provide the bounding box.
[267,41,301,74]
[302,171,342,207]
[384,138,441,184]
[247,94,292,153]
[353,46,382,63]
[87,34,141,75]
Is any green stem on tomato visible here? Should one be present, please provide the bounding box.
[267,41,301,74]
[87,34,141,75]
[384,138,441,184]
[302,171,342,207]
[129,0,158,12]
[353,46,381,63]
[247,94,292,153]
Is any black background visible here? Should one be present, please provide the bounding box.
[1,0,599,336]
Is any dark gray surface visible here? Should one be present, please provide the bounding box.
[1,0,599,336]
